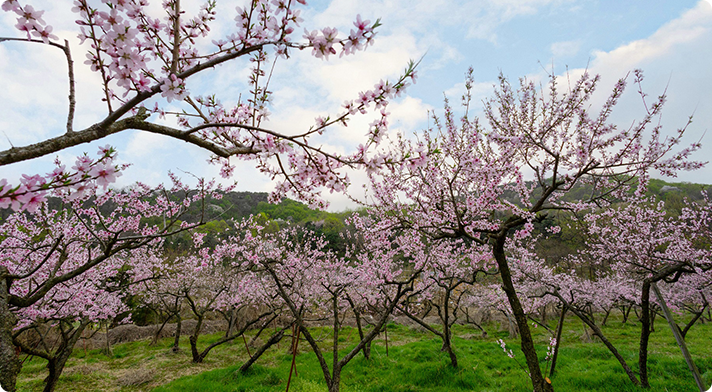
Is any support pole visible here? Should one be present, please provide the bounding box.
[651,282,705,392]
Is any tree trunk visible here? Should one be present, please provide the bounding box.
[350,301,370,360]
[397,303,456,365]
[240,327,287,373]
[602,309,611,326]
[190,314,204,363]
[444,342,458,368]
[43,358,62,392]
[621,304,632,324]
[682,302,708,338]
[0,267,21,392]
[439,320,457,367]
[150,312,173,346]
[549,305,567,378]
[441,289,458,368]
[564,300,640,387]
[492,235,553,392]
[638,280,652,388]
[191,311,277,364]
[42,320,90,392]
[172,315,182,352]
[327,366,342,392]
[103,321,113,357]
[464,308,488,338]
[225,308,236,338]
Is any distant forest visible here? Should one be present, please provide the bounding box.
[2,178,709,257]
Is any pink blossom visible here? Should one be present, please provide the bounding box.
[160,74,187,102]
[31,25,58,43]
[89,162,120,189]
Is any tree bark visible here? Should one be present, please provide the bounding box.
[0,267,21,392]
[549,305,567,378]
[396,303,457,366]
[103,321,113,357]
[621,304,632,324]
[267,265,412,392]
[172,314,182,352]
[682,301,708,338]
[150,312,173,346]
[225,308,236,338]
[638,279,652,388]
[42,320,91,392]
[328,367,342,392]
[346,295,370,360]
[440,289,458,368]
[492,234,553,392]
[194,311,275,364]
[189,313,204,363]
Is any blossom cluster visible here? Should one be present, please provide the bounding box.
[2,0,57,43]
[1,1,419,210]
[0,145,124,213]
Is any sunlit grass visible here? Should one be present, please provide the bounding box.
[16,314,712,392]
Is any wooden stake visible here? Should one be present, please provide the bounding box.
[285,324,300,392]
[651,282,706,392]
[384,324,389,357]
[242,334,252,357]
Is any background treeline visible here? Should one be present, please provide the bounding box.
[2,179,708,256]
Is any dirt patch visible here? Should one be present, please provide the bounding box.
[65,363,106,376]
[116,368,155,387]
[79,319,229,350]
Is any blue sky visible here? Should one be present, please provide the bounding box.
[1,0,711,210]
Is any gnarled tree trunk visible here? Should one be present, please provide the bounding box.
[41,320,91,392]
[492,234,553,392]
[0,267,21,392]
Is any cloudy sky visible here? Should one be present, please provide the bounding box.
[1,0,711,210]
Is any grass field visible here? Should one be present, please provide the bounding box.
[16,314,712,392]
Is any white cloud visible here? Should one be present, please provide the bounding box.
[462,0,572,43]
[550,40,582,59]
[589,2,711,74]
[563,1,712,183]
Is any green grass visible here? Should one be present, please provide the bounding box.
[16,315,712,392]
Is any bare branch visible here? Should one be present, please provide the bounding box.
[0,37,77,133]
[0,42,266,166]
[170,0,181,75]
[63,40,76,133]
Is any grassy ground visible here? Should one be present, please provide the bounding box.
[16,314,712,392]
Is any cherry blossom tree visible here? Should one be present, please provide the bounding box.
[396,239,493,368]
[0,0,417,210]
[137,266,186,350]
[365,67,703,392]
[0,178,214,392]
[507,195,712,388]
[213,214,424,392]
[661,272,711,338]
[0,2,418,390]
[566,198,712,388]
[167,252,277,364]
[12,252,134,392]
